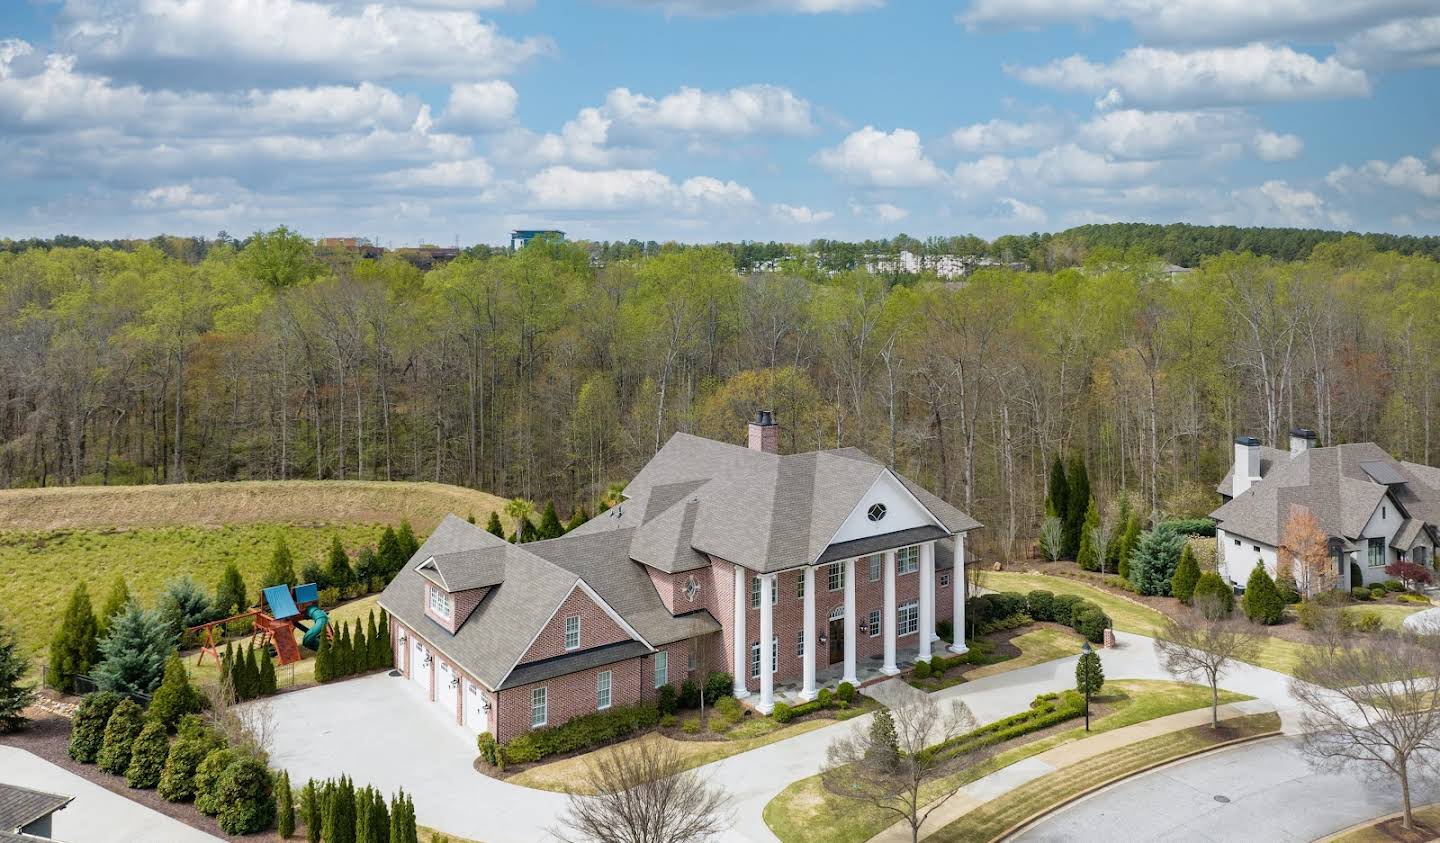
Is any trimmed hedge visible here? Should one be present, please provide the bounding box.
[925,690,1086,761]
[773,684,866,724]
[967,589,1112,644]
[1157,518,1217,537]
[499,703,660,766]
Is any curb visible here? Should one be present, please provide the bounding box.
[1312,802,1440,842]
[992,728,1284,842]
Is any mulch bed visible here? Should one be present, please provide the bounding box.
[0,708,283,843]
[1366,816,1440,843]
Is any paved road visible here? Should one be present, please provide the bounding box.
[1013,737,1405,843]
[0,746,222,843]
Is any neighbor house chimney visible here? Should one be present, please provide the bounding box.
[748,409,778,454]
[1233,436,1261,497]
[1289,427,1317,457]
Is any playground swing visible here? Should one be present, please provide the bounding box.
[186,582,332,668]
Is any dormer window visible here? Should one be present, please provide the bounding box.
[428,585,453,621]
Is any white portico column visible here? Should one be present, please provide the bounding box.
[801,566,817,700]
[732,567,750,699]
[758,573,776,714]
[948,533,969,654]
[918,542,934,662]
[843,558,859,684]
[881,549,899,675]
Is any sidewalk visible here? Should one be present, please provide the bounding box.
[869,699,1278,843]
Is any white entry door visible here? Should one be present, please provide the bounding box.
[435,661,456,720]
[465,681,488,734]
[412,640,431,695]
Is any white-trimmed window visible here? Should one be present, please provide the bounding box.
[897,546,920,575]
[939,572,951,588]
[596,671,612,710]
[796,628,806,656]
[867,609,881,638]
[796,572,806,599]
[898,601,919,636]
[827,563,844,592]
[749,638,778,678]
[750,575,778,609]
[1368,537,1386,567]
[868,555,882,582]
[428,585,453,620]
[564,615,581,650]
[654,651,668,688]
[531,687,547,727]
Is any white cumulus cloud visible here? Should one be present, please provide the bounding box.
[772,203,835,223]
[611,0,881,15]
[602,84,814,138]
[442,81,518,132]
[947,118,1060,152]
[524,166,755,212]
[1328,153,1440,199]
[814,126,945,188]
[1253,130,1304,161]
[1337,15,1440,69]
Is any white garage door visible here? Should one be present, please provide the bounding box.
[435,661,457,720]
[412,640,431,695]
[465,681,488,734]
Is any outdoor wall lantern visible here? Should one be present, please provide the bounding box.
[449,677,459,689]
[398,633,407,645]
[858,620,870,635]
[423,654,433,667]
[818,633,828,645]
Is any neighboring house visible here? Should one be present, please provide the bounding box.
[378,411,980,744]
[1211,428,1440,591]
[0,783,72,842]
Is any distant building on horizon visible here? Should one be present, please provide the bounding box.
[511,229,565,251]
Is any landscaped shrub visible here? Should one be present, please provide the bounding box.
[660,713,677,728]
[678,679,701,709]
[124,721,170,788]
[1242,564,1285,625]
[1026,590,1055,622]
[836,681,856,704]
[300,779,322,843]
[277,770,295,839]
[1276,573,1301,604]
[214,563,249,618]
[1385,561,1435,590]
[96,697,146,775]
[713,695,743,728]
[1128,524,1186,596]
[925,691,1086,761]
[703,672,733,705]
[318,587,340,609]
[771,702,793,723]
[815,687,833,706]
[1296,600,1327,631]
[477,733,501,767]
[194,747,241,816]
[1171,545,1202,605]
[1070,604,1110,643]
[49,583,100,693]
[1050,593,1083,626]
[937,619,954,643]
[1351,611,1384,633]
[657,683,677,715]
[68,691,123,762]
[1156,518,1217,537]
[914,660,932,679]
[991,592,1028,618]
[159,719,221,802]
[1351,587,1373,601]
[500,704,660,765]
[148,655,203,730]
[1105,575,1138,593]
[1383,579,1406,593]
[681,717,700,734]
[215,755,277,834]
[1192,573,1234,619]
[1370,585,1386,600]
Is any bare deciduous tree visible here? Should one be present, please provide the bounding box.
[821,693,990,843]
[1039,515,1064,563]
[1153,599,1261,727]
[1291,632,1440,831]
[556,737,732,843]
[205,669,276,761]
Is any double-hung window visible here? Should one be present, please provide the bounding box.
[750,575,777,608]
[1368,537,1386,567]
[796,572,806,599]
[897,545,920,575]
[531,687,547,727]
[939,572,951,588]
[564,615,581,650]
[749,638,778,678]
[867,609,881,638]
[898,600,919,636]
[868,555,882,582]
[596,671,612,710]
[827,563,844,592]
[654,651,668,688]
[796,629,805,656]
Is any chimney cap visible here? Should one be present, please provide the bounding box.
[1289,427,1316,440]
[1234,436,1260,446]
[752,409,775,427]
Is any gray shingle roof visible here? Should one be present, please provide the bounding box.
[417,546,507,592]
[0,783,71,831]
[1215,445,1289,496]
[499,640,654,690]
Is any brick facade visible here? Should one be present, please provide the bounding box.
[496,656,646,742]
[519,587,632,665]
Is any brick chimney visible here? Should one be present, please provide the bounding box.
[748,409,778,454]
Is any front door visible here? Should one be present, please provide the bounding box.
[829,616,845,665]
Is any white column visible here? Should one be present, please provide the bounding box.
[801,566,817,700]
[843,558,858,684]
[927,542,940,643]
[881,549,899,675]
[918,543,934,662]
[757,573,775,714]
[732,567,750,699]
[949,533,969,654]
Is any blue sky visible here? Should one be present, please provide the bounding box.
[2,0,1437,246]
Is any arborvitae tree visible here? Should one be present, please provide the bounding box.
[264,536,298,590]
[355,547,383,589]
[215,755,277,834]
[1046,455,1069,546]
[377,527,404,577]
[1076,497,1101,571]
[98,574,132,638]
[366,611,382,670]
[96,697,146,774]
[1117,512,1142,581]
[158,717,221,802]
[314,631,333,683]
[1243,563,1285,625]
[355,786,372,843]
[519,518,539,543]
[260,646,278,696]
[1171,544,1202,604]
[49,583,100,692]
[148,654,203,730]
[325,537,355,591]
[325,774,356,843]
[333,624,350,677]
[125,720,170,788]
[1076,648,1105,697]
[352,622,369,674]
[538,501,564,540]
[0,614,34,733]
[389,790,417,843]
[301,778,322,843]
[365,788,389,843]
[194,747,241,815]
[375,610,393,669]
[69,691,123,762]
[215,563,249,617]
[396,521,420,560]
[278,770,296,838]
[1064,455,1090,559]
[1128,525,1186,596]
[484,512,505,538]
[1193,572,1235,619]
[94,601,174,697]
[564,508,589,533]
[242,644,261,700]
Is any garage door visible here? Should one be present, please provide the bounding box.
[465,681,488,734]
[435,661,458,721]
[412,640,431,696]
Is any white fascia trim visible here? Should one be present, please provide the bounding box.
[811,471,947,566]
[492,578,655,691]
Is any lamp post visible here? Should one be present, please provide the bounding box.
[1081,640,1093,732]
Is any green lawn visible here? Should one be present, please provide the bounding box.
[927,712,1282,842]
[1340,601,1429,630]
[3,523,390,663]
[762,679,1251,843]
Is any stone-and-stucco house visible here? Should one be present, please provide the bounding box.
[377,411,980,744]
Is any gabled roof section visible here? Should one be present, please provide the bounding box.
[416,546,507,592]
[0,783,71,831]
[1215,444,1289,496]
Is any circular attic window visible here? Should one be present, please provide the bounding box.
[867,503,887,522]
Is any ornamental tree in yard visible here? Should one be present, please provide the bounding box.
[539,500,565,540]
[1154,600,1259,728]
[69,691,123,762]
[1039,515,1064,563]
[125,720,170,788]
[1128,524,1185,596]
[259,646,278,696]
[1384,561,1434,591]
[263,537,298,590]
[560,736,731,843]
[1243,564,1285,625]
[301,779,322,843]
[96,697,146,775]
[148,654,203,730]
[0,614,34,733]
[1192,573,1235,619]
[1171,544,1201,604]
[1075,649,1105,697]
[49,583,99,692]
[324,537,354,591]
[94,601,174,697]
[484,512,505,539]
[1116,512,1142,581]
[1280,504,1334,598]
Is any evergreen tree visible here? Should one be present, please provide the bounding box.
[260,646,278,696]
[125,720,170,788]
[366,611,382,670]
[215,563,249,617]
[1046,455,1069,543]
[1116,512,1142,581]
[865,707,899,770]
[354,547,382,590]
[314,631,333,683]
[375,610,393,669]
[96,697,146,774]
[301,778,322,843]
[1064,455,1090,558]
[1243,563,1285,625]
[325,774,356,843]
[158,718,221,802]
[278,770,296,838]
[148,654,202,730]
[94,601,174,697]
[69,691,123,762]
[215,755,276,834]
[157,575,213,640]
[49,583,99,692]
[538,501,563,540]
[563,508,589,533]
[1193,572,1235,619]
[1076,497,1101,571]
[352,622,368,675]
[1171,544,1202,604]
[377,527,404,578]
[301,560,328,590]
[356,786,373,843]
[519,518,539,543]
[242,644,261,700]
[98,574,131,638]
[264,536,298,590]
[1106,498,1133,573]
[1128,525,1186,596]
[324,537,354,591]
[389,790,417,843]
[0,614,34,733]
[396,521,420,560]
[367,788,389,843]
[483,512,504,538]
[1076,648,1105,697]
[338,623,354,676]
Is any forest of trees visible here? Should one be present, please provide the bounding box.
[3,228,1438,560]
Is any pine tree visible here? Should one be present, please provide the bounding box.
[98,574,131,638]
[277,770,296,838]
[1046,455,1069,544]
[49,583,99,692]
[1064,455,1090,559]
[157,575,214,640]
[1076,497,1101,571]
[1116,512,1142,581]
[325,537,354,591]
[264,536,298,590]
[260,646,278,696]
[315,632,333,684]
[96,697,146,774]
[484,512,504,538]
[1243,563,1285,625]
[215,563,249,617]
[1171,544,1202,604]
[94,601,174,697]
[301,778,322,843]
[519,518,539,543]
[0,614,34,733]
[125,720,170,788]
[538,501,563,540]
[1075,649,1105,697]
[377,527,404,578]
[148,654,202,730]
[1128,525,1185,596]
[243,644,261,700]
[396,521,420,560]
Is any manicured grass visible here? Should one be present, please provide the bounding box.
[927,712,1282,842]
[762,680,1251,843]
[1340,601,1429,630]
[964,628,1087,680]
[1327,804,1440,843]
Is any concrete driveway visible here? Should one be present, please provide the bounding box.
[0,746,220,843]
[1013,736,1412,843]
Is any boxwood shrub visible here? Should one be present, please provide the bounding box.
[925,690,1085,761]
[500,703,660,766]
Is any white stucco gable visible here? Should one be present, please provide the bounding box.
[829,470,943,545]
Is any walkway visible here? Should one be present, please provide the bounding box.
[0,746,221,843]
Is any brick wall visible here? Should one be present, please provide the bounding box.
[519,587,632,664]
[495,656,646,743]
[422,582,489,634]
